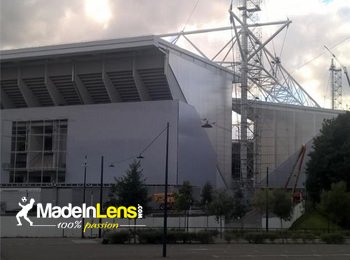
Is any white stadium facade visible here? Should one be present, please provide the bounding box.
[0,36,236,211]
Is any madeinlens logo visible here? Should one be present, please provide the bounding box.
[16,197,144,232]
[37,202,142,219]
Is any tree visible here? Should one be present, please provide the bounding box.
[175,181,193,211]
[200,182,213,228]
[271,189,293,229]
[208,190,234,237]
[200,182,213,207]
[252,188,273,213]
[105,160,149,242]
[174,181,193,230]
[231,189,248,227]
[252,188,273,229]
[306,112,350,203]
[106,160,149,209]
[320,181,350,228]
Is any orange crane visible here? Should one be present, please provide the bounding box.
[284,145,306,203]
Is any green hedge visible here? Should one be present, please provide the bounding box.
[167,230,195,243]
[224,231,320,244]
[320,233,345,244]
[224,231,243,243]
[265,232,279,242]
[244,232,266,244]
[137,229,163,244]
[137,229,214,244]
[103,229,349,245]
[103,230,130,244]
[196,231,214,243]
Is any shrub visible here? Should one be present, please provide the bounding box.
[342,230,350,237]
[136,229,214,244]
[104,230,130,244]
[184,232,197,243]
[265,232,278,242]
[196,231,214,244]
[301,232,316,243]
[224,231,241,243]
[224,230,245,243]
[224,231,234,243]
[244,232,265,244]
[279,231,290,242]
[207,229,219,237]
[320,233,345,244]
[290,232,302,243]
[137,229,163,244]
[168,230,193,244]
[166,230,179,243]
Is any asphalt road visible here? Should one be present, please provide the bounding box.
[1,238,350,260]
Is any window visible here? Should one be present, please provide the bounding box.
[9,119,68,184]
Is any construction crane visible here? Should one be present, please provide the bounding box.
[324,45,349,109]
[324,45,350,87]
[284,145,306,203]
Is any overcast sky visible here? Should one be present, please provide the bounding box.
[1,0,349,109]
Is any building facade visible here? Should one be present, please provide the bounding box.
[0,36,235,211]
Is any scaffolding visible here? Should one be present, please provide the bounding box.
[160,0,320,192]
[329,59,343,110]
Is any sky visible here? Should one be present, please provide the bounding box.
[1,0,349,109]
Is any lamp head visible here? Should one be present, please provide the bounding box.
[201,120,213,128]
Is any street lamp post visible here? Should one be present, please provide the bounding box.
[163,122,169,258]
[82,155,87,239]
[265,167,269,232]
[106,123,170,256]
[99,155,104,239]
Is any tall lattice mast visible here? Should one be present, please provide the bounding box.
[329,59,343,110]
[234,0,263,194]
[160,0,320,190]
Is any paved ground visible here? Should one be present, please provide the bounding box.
[1,238,350,260]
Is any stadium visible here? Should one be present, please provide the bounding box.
[0,36,235,212]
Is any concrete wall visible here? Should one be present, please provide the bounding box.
[254,103,342,182]
[169,52,233,186]
[178,102,217,186]
[1,38,233,188]
[1,100,216,187]
[262,202,304,229]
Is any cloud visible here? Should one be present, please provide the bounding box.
[260,0,350,108]
[0,0,229,49]
[0,0,349,109]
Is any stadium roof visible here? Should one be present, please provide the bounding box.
[1,36,236,109]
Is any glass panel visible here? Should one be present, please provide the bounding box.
[9,119,68,184]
